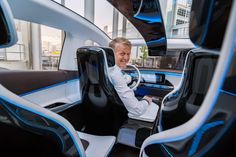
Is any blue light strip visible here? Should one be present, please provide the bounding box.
[146,37,166,45]
[200,0,215,44]
[19,78,80,96]
[188,121,224,156]
[135,88,148,96]
[0,96,83,157]
[1,99,65,151]
[220,89,236,97]
[161,144,174,157]
[134,14,161,23]
[143,84,173,89]
[137,70,182,77]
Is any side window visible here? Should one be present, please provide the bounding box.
[128,0,193,71]
[0,19,63,70]
[41,25,63,70]
[129,46,187,71]
[165,0,192,38]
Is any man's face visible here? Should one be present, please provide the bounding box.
[114,43,131,69]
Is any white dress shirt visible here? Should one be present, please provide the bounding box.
[109,65,148,116]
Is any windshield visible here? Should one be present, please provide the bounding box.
[54,0,192,39]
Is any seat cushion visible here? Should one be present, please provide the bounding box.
[128,102,159,122]
[77,131,116,157]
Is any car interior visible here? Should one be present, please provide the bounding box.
[0,0,235,157]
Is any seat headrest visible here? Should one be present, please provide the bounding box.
[189,0,232,49]
[77,46,115,67]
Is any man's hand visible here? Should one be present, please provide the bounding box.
[143,95,153,104]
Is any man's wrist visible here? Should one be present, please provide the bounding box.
[142,98,150,105]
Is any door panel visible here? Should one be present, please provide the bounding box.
[0,70,81,109]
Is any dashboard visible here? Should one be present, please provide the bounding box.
[125,69,182,98]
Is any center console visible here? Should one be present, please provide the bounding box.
[117,99,161,148]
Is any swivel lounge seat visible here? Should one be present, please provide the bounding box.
[140,0,236,156]
[77,46,128,135]
[0,84,116,157]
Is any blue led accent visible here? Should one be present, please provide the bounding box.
[0,96,83,157]
[1,100,65,151]
[67,78,80,83]
[172,91,179,97]
[129,73,136,77]
[161,144,174,157]
[220,89,236,97]
[135,88,148,96]
[139,71,182,77]
[146,37,166,45]
[134,14,161,23]
[143,84,173,89]
[188,121,224,156]
[19,78,80,96]
[200,0,215,44]
[127,70,182,77]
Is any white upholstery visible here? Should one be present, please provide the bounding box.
[0,84,116,157]
[78,131,116,157]
[140,1,236,156]
[128,102,159,122]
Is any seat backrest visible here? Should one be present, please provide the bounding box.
[140,0,235,156]
[77,46,122,106]
[141,49,236,157]
[0,84,85,157]
[76,46,127,135]
[161,50,218,130]
[0,1,83,156]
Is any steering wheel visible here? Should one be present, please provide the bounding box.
[123,64,141,90]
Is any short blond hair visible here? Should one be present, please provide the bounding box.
[109,37,132,50]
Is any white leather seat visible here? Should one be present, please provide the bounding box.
[78,131,115,157]
[128,102,159,122]
[0,84,115,157]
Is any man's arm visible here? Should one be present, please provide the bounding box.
[142,96,153,105]
[109,66,152,116]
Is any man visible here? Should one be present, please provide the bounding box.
[109,37,152,116]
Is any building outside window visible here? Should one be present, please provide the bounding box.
[165,0,192,38]
[177,8,186,17]
[0,19,63,70]
[176,19,185,25]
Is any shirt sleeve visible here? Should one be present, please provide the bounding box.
[109,66,148,116]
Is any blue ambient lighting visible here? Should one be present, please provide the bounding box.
[200,0,215,44]
[161,144,174,157]
[220,89,236,97]
[1,99,65,151]
[19,78,80,96]
[188,121,224,156]
[129,70,182,77]
[146,37,166,46]
[0,96,84,157]
[134,14,161,23]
